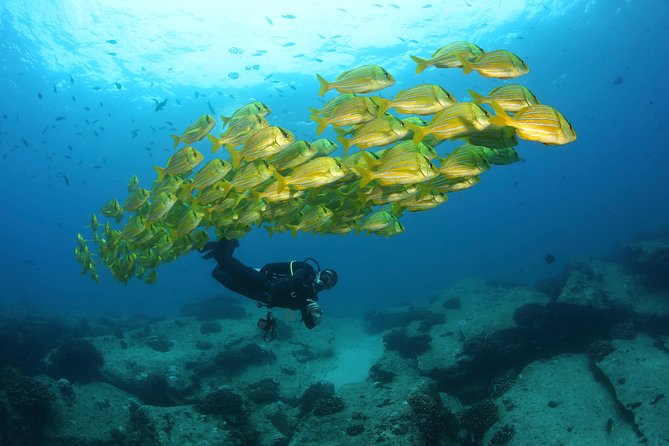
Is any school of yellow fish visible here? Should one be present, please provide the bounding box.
[75,41,576,284]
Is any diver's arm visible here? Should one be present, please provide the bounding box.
[301,299,323,329]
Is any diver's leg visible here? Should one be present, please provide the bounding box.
[211,256,269,303]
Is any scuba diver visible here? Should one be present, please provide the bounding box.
[200,238,338,339]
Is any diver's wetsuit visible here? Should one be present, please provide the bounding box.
[212,256,323,329]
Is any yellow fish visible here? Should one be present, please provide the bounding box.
[440,144,491,179]
[401,117,443,148]
[311,139,339,157]
[466,125,518,149]
[253,179,305,203]
[274,157,346,193]
[410,41,485,74]
[121,215,148,240]
[170,114,216,149]
[151,175,184,197]
[365,184,419,205]
[123,188,150,212]
[470,145,521,165]
[221,102,271,126]
[489,101,576,145]
[310,93,357,119]
[409,102,491,144]
[154,146,204,181]
[375,141,440,165]
[286,205,333,237]
[229,160,275,192]
[337,114,409,157]
[316,65,395,96]
[370,219,405,237]
[146,192,178,224]
[429,175,480,193]
[312,96,380,135]
[399,191,448,212]
[458,50,529,79]
[188,159,233,193]
[375,84,457,115]
[228,126,294,168]
[191,181,232,207]
[101,198,124,224]
[170,209,203,239]
[356,151,438,188]
[127,175,139,192]
[207,114,269,153]
[468,85,539,113]
[358,209,399,234]
[267,140,317,172]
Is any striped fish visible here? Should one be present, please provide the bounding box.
[123,187,150,212]
[229,160,275,191]
[410,41,485,74]
[409,102,491,144]
[312,96,380,135]
[401,117,443,148]
[369,220,404,237]
[253,179,305,202]
[220,101,271,126]
[228,126,294,168]
[121,215,147,240]
[127,175,139,192]
[459,50,529,79]
[100,198,124,223]
[311,139,339,157]
[468,85,539,113]
[268,140,317,172]
[154,146,204,181]
[192,181,231,207]
[274,157,346,193]
[467,125,518,149]
[489,101,576,145]
[151,175,184,197]
[189,159,232,192]
[470,145,521,165]
[338,114,408,156]
[399,191,448,212]
[358,209,398,233]
[316,65,395,96]
[310,93,357,119]
[146,192,177,224]
[171,209,203,239]
[207,114,269,153]
[428,175,481,193]
[439,144,491,179]
[366,184,419,205]
[375,84,457,115]
[170,114,215,149]
[287,205,333,237]
[356,151,438,187]
[376,141,440,164]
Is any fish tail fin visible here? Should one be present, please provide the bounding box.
[410,55,430,74]
[316,73,331,97]
[227,147,242,169]
[467,89,488,104]
[457,53,474,74]
[273,171,288,194]
[220,115,231,127]
[406,122,427,144]
[207,134,223,154]
[115,213,124,225]
[170,134,180,149]
[313,115,329,135]
[489,100,512,127]
[391,203,405,218]
[374,97,392,115]
[286,224,299,238]
[266,225,276,238]
[354,166,375,188]
[337,135,352,157]
[308,108,321,120]
[153,166,166,182]
[360,150,380,170]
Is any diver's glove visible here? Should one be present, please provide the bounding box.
[305,299,323,326]
[200,238,239,260]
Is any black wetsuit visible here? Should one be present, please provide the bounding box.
[212,257,323,329]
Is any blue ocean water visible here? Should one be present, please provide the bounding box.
[0,0,667,320]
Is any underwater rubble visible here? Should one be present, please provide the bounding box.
[3,233,669,445]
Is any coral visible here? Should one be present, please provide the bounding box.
[246,378,280,404]
[146,334,172,352]
[407,380,459,443]
[300,382,334,415]
[215,343,277,375]
[179,296,246,321]
[346,424,365,436]
[417,313,446,332]
[46,337,103,382]
[490,372,516,398]
[195,387,246,417]
[312,396,346,416]
[490,424,516,444]
[587,340,615,362]
[609,319,636,340]
[200,320,222,334]
[1,370,55,421]
[369,362,394,384]
[195,340,212,350]
[383,328,432,358]
[57,378,76,404]
[460,399,499,440]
